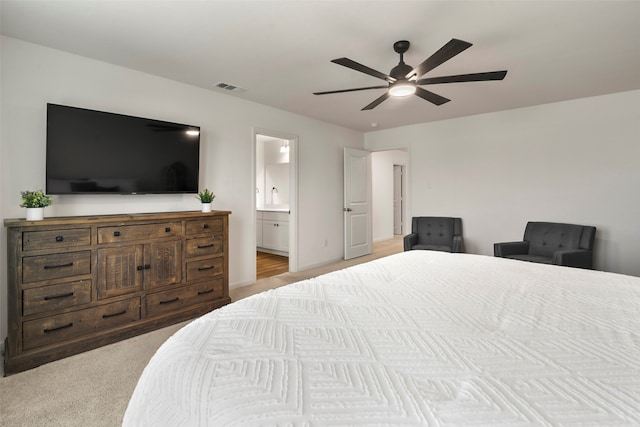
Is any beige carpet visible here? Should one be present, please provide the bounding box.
[0,237,402,427]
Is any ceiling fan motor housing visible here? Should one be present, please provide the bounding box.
[390,63,413,81]
[390,40,413,81]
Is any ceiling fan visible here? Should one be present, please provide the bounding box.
[314,39,507,110]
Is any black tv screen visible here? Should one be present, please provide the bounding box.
[46,103,200,195]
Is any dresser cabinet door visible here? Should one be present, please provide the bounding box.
[146,240,182,289]
[97,245,144,299]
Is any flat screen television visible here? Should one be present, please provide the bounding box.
[46,103,200,195]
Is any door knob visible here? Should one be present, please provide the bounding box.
[344,208,352,212]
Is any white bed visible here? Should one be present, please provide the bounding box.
[124,251,640,426]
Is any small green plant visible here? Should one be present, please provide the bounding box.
[20,190,53,208]
[197,188,215,203]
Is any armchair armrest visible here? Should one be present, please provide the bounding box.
[404,233,418,251]
[452,235,465,253]
[552,249,593,269]
[494,241,530,257]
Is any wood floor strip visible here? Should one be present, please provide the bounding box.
[256,251,288,279]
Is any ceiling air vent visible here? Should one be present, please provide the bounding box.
[214,82,245,92]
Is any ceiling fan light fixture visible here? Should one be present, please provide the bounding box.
[315,39,507,110]
[388,81,416,97]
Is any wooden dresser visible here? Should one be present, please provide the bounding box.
[4,211,231,375]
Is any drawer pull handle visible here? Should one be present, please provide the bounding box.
[44,292,74,301]
[203,224,209,229]
[165,227,171,232]
[197,244,214,249]
[145,264,151,270]
[197,289,214,295]
[44,323,73,333]
[55,236,64,242]
[102,310,127,319]
[197,266,214,271]
[137,265,144,271]
[159,297,179,305]
[44,262,73,270]
[113,231,121,237]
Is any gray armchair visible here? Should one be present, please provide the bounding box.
[494,221,596,269]
[404,217,465,253]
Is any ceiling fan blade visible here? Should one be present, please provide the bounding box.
[414,87,450,106]
[417,70,508,85]
[313,85,388,95]
[332,58,394,82]
[407,38,473,79]
[362,92,390,110]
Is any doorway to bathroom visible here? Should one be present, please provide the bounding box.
[254,130,297,279]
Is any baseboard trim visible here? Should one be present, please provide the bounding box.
[257,247,289,257]
[230,279,256,290]
[297,257,344,272]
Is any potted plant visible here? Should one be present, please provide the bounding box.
[197,188,215,212]
[20,190,53,221]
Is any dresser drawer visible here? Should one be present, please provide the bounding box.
[145,278,224,318]
[23,280,92,317]
[186,235,223,258]
[22,251,91,283]
[97,221,181,244]
[23,228,91,252]
[186,257,224,282]
[22,297,140,351]
[185,217,224,235]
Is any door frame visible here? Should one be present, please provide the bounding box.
[253,128,299,277]
[393,164,405,235]
[369,147,412,242]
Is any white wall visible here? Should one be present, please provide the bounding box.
[0,36,364,341]
[365,90,640,276]
[371,150,409,242]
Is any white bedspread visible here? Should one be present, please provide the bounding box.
[124,251,640,426]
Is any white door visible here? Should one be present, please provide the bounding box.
[344,148,372,260]
[393,164,404,235]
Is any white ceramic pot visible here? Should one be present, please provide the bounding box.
[201,203,212,213]
[26,207,44,221]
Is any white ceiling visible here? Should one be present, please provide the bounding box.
[1,0,639,132]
